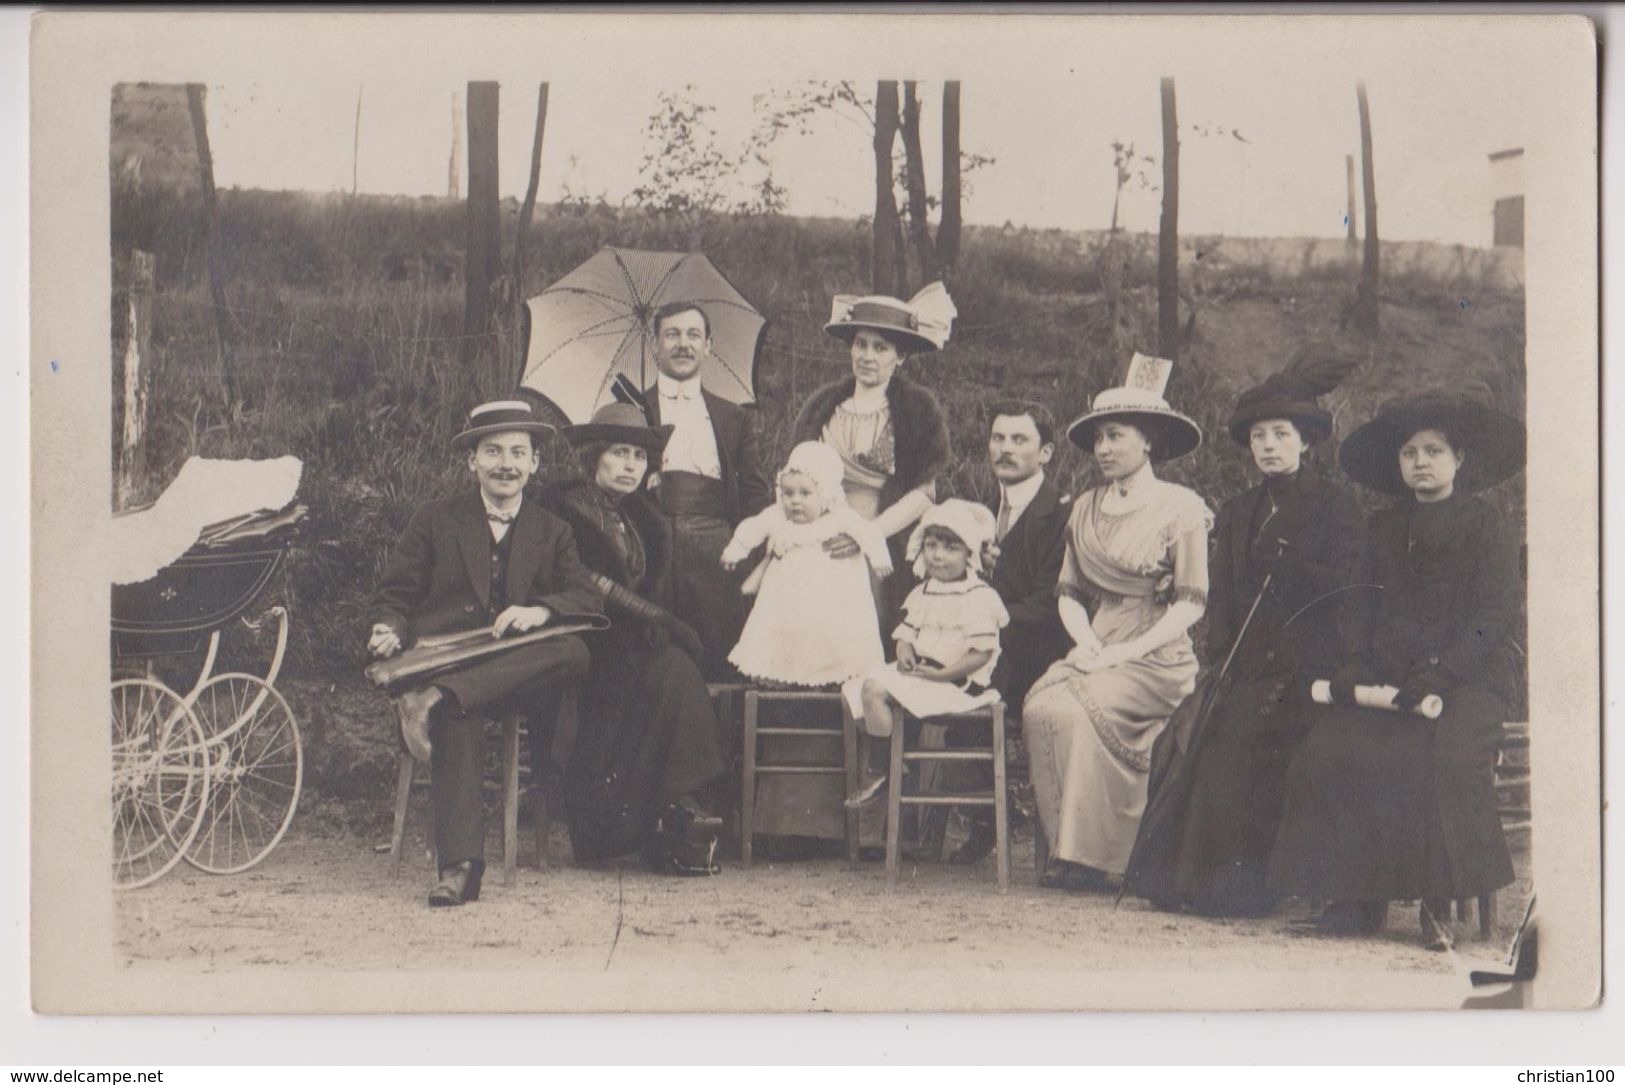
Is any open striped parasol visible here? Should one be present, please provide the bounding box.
[519,246,765,424]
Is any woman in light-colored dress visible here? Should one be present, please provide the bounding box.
[789,282,958,633]
[749,284,956,845]
[1023,364,1212,892]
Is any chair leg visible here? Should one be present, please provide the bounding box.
[1033,814,1050,887]
[532,783,550,871]
[992,704,1010,894]
[741,691,758,868]
[1478,892,1495,940]
[885,718,905,889]
[842,699,861,870]
[390,751,415,880]
[501,717,520,887]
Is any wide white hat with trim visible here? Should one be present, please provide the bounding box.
[1064,353,1202,462]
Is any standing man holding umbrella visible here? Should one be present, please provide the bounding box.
[644,300,772,677]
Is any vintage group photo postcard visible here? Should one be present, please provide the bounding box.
[27,11,1600,1014]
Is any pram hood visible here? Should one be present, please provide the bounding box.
[109,456,303,586]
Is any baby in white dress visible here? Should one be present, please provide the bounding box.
[722,441,894,687]
[841,498,1009,807]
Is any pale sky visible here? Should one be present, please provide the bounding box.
[198,17,1544,247]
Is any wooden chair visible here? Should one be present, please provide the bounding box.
[1452,720,1531,940]
[869,700,1010,893]
[739,687,852,867]
[388,704,564,885]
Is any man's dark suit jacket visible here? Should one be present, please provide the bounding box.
[645,388,772,523]
[368,491,601,644]
[985,475,1072,705]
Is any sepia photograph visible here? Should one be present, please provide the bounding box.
[27,11,1600,1017]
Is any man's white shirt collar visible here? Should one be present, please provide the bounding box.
[1000,470,1045,515]
[482,492,521,540]
[658,373,705,402]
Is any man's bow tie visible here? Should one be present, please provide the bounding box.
[487,512,516,525]
[661,386,697,401]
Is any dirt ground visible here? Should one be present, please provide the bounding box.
[116,792,1534,998]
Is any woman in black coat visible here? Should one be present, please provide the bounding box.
[1267,383,1524,947]
[1126,350,1361,916]
[541,403,729,876]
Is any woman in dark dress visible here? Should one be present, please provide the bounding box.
[1125,349,1361,916]
[542,402,730,876]
[1267,383,1524,947]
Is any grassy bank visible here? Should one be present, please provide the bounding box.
[112,187,1529,721]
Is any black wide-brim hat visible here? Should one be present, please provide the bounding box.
[1338,386,1526,496]
[453,400,557,450]
[562,402,674,453]
[1227,393,1335,446]
[1226,345,1361,447]
[1065,389,1203,462]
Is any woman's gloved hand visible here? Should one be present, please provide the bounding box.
[664,617,705,663]
[1329,659,1364,706]
[1394,662,1451,711]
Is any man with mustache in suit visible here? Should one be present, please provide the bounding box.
[947,401,1073,865]
[367,400,600,908]
[643,301,772,678]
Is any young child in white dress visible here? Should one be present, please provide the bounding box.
[841,499,1010,807]
[722,441,894,687]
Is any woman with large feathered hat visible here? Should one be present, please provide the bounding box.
[1267,379,1525,947]
[1124,346,1364,917]
[1021,353,1215,893]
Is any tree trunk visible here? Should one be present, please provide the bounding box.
[1345,153,1358,248]
[448,91,462,199]
[872,81,902,296]
[352,85,363,196]
[900,81,939,285]
[117,250,156,509]
[462,81,501,369]
[508,84,550,391]
[185,83,234,407]
[938,81,962,277]
[1157,77,1180,363]
[513,85,549,306]
[1351,80,1381,337]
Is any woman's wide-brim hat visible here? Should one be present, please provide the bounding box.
[1226,345,1361,447]
[563,402,674,453]
[453,400,556,450]
[1066,388,1203,462]
[1227,390,1335,446]
[823,281,957,356]
[1337,383,1526,496]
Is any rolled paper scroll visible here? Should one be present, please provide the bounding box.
[1310,679,1444,720]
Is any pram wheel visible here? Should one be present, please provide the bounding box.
[112,678,210,890]
[182,673,303,874]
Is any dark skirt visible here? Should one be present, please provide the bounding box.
[1129,673,1305,915]
[563,636,728,863]
[1266,684,1514,902]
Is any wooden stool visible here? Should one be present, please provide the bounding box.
[388,710,553,886]
[874,701,1010,892]
[740,688,852,867]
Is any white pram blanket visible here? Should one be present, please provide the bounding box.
[109,456,304,586]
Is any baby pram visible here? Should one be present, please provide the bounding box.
[110,456,307,889]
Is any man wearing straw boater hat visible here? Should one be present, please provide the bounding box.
[367,400,600,908]
[642,301,772,678]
